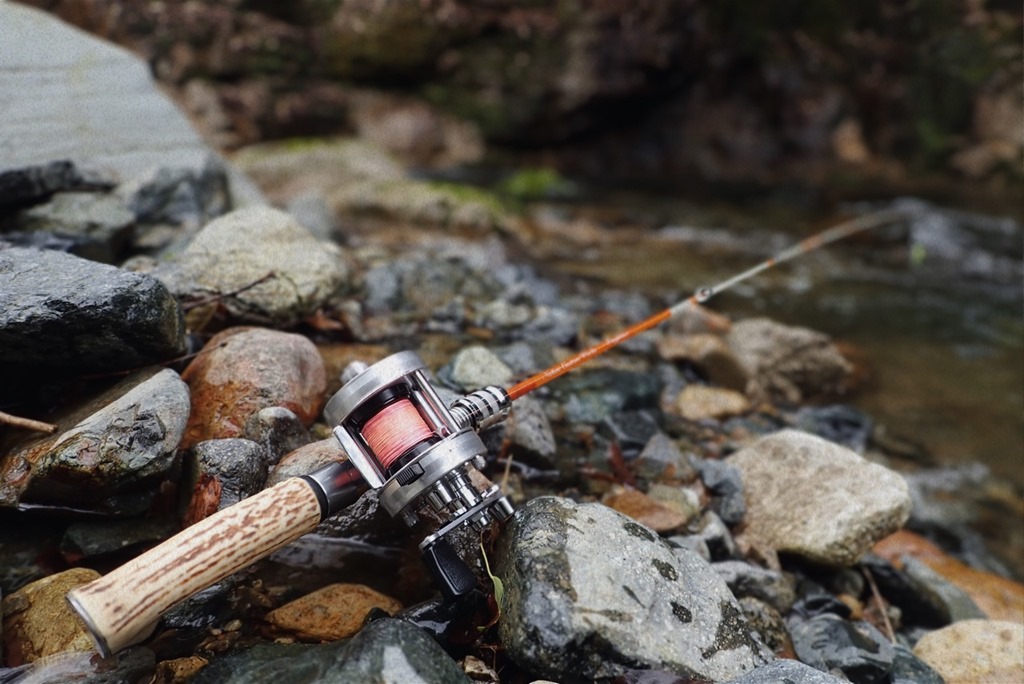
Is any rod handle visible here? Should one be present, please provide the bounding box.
[67,477,324,656]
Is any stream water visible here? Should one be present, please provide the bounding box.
[523,193,1024,486]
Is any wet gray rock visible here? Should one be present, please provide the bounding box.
[154,206,347,325]
[728,430,911,566]
[0,160,105,210]
[243,407,312,470]
[789,615,894,683]
[481,395,557,467]
[267,438,346,487]
[713,561,797,614]
[7,647,155,684]
[723,659,846,684]
[0,246,186,380]
[188,438,267,509]
[693,457,746,525]
[496,497,771,683]
[59,517,177,560]
[599,410,661,459]
[191,618,469,684]
[860,553,982,627]
[9,192,134,263]
[727,318,852,405]
[555,368,662,425]
[0,369,190,514]
[635,432,696,484]
[890,643,944,684]
[122,161,230,229]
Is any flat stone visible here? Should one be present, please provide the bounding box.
[657,333,749,392]
[446,345,514,391]
[265,583,403,642]
[154,206,347,325]
[788,614,894,682]
[676,385,751,422]
[0,368,190,514]
[496,496,770,682]
[728,430,911,566]
[180,327,326,449]
[913,620,1024,684]
[1,567,99,665]
[723,658,846,683]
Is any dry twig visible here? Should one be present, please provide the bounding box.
[0,410,58,434]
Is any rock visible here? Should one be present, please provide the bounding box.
[186,439,267,513]
[692,511,741,561]
[446,346,514,391]
[191,618,469,683]
[645,483,703,527]
[789,404,873,453]
[554,368,662,425]
[496,497,770,682]
[1,568,99,665]
[502,396,557,463]
[657,333,749,392]
[675,385,751,422]
[285,192,339,242]
[59,517,177,561]
[265,583,403,642]
[788,614,895,683]
[243,407,312,470]
[727,318,853,405]
[858,553,979,628]
[460,654,499,683]
[890,644,945,684]
[267,439,347,487]
[693,457,746,526]
[6,647,156,684]
[723,658,847,683]
[0,369,190,514]
[728,430,911,566]
[0,246,185,383]
[11,191,135,263]
[635,433,697,483]
[913,619,1024,684]
[713,561,797,614]
[0,160,104,210]
[874,529,1024,623]
[154,206,347,325]
[736,597,795,659]
[180,327,326,449]
[599,410,662,458]
[151,655,209,684]
[602,487,689,534]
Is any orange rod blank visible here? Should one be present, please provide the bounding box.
[508,208,901,401]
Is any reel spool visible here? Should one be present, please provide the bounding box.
[324,351,513,598]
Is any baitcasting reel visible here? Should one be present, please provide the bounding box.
[319,351,514,597]
[68,352,515,656]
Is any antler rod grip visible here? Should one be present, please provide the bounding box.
[66,477,324,656]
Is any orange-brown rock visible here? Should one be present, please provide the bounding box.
[602,486,688,533]
[1,568,100,665]
[264,583,402,642]
[657,333,748,392]
[675,385,751,422]
[180,327,326,449]
[874,530,1024,623]
[913,619,1024,683]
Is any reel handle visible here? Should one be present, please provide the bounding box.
[67,467,361,656]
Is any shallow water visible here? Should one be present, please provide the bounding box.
[529,195,1024,485]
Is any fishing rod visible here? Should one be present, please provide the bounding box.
[66,208,901,656]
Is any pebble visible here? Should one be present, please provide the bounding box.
[180,327,326,449]
[1,567,99,665]
[736,596,795,659]
[266,438,347,487]
[657,333,749,392]
[191,618,470,683]
[242,407,311,470]
[264,583,403,642]
[675,385,751,422]
[728,429,911,566]
[645,483,703,526]
[692,457,746,525]
[874,529,1024,622]
[186,438,267,512]
[726,318,852,404]
[890,643,945,684]
[12,191,135,263]
[0,368,189,514]
[788,614,894,682]
[0,246,185,381]
[154,206,347,326]
[712,561,796,614]
[634,433,696,484]
[495,496,771,682]
[446,345,514,391]
[912,619,1024,684]
[789,404,873,453]
[602,486,689,534]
